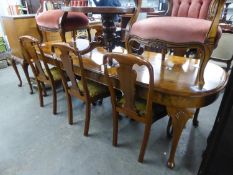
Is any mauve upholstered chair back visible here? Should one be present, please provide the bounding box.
[171,0,213,19]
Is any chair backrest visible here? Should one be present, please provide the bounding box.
[51,43,89,98]
[103,53,154,121]
[170,0,213,19]
[70,0,88,6]
[19,36,53,82]
[38,0,68,13]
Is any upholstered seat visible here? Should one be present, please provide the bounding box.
[45,67,61,81]
[77,80,109,97]
[118,97,166,119]
[36,9,89,31]
[130,17,222,44]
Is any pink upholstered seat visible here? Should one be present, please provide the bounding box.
[36,9,89,31]
[130,0,221,44]
[130,17,222,44]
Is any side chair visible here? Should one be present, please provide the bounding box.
[103,53,167,163]
[19,35,62,114]
[51,43,109,136]
[36,0,91,43]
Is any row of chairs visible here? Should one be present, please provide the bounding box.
[19,35,168,163]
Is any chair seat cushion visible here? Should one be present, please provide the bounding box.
[77,80,109,98]
[118,97,167,120]
[130,17,221,44]
[36,9,89,31]
[45,67,62,81]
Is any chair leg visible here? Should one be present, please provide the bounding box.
[36,25,44,43]
[51,84,57,115]
[138,124,152,163]
[22,61,33,94]
[84,102,91,136]
[112,111,119,146]
[41,82,47,97]
[37,81,44,107]
[67,94,73,125]
[87,28,91,42]
[98,98,103,105]
[166,117,173,138]
[11,58,22,87]
[60,30,66,42]
[193,108,200,127]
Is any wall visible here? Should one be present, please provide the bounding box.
[119,0,159,9]
[0,0,21,35]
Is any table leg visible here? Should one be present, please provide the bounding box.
[102,14,116,52]
[11,57,22,87]
[166,107,194,168]
[193,108,200,127]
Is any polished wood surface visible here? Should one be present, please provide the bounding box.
[63,6,135,14]
[41,41,227,107]
[40,41,227,168]
[1,15,40,58]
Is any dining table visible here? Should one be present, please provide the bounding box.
[40,40,228,169]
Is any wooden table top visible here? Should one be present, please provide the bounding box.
[40,40,228,168]
[41,40,227,108]
[62,6,135,14]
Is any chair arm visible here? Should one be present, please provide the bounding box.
[146,11,167,18]
[206,0,225,44]
[128,0,142,31]
[36,0,44,15]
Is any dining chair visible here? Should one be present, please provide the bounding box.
[51,43,109,135]
[103,53,167,163]
[127,0,225,88]
[36,0,91,43]
[19,35,62,114]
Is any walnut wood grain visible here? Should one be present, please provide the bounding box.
[40,41,227,168]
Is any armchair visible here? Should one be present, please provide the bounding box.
[127,0,225,88]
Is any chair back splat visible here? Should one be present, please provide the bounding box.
[51,43,88,99]
[104,53,154,122]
